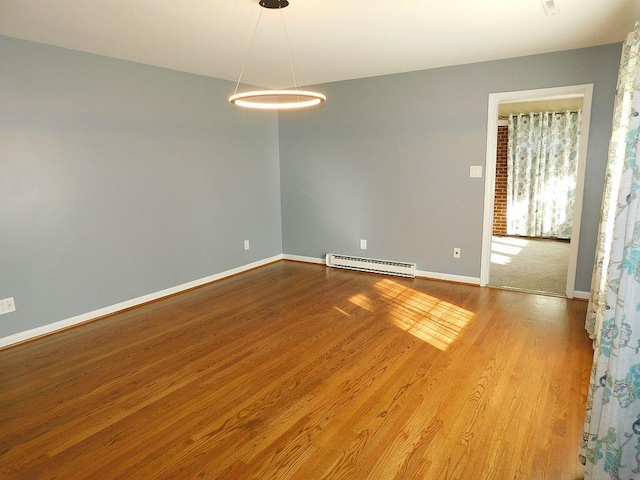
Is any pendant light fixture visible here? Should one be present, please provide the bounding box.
[229,0,326,111]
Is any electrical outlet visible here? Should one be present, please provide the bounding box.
[453,248,461,259]
[360,239,367,250]
[244,240,250,250]
[0,297,16,315]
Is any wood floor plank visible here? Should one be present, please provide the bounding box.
[0,260,591,479]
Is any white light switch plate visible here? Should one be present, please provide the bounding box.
[470,166,483,178]
[0,297,16,315]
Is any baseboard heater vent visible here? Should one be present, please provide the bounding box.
[325,253,416,278]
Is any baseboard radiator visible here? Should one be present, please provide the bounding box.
[325,253,416,278]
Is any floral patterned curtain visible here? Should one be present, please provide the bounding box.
[581,22,640,479]
[506,110,581,239]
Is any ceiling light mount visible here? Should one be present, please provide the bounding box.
[259,0,289,9]
[229,0,325,111]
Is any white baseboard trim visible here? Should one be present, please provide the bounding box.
[0,254,284,349]
[283,254,325,264]
[415,270,481,285]
[573,290,590,300]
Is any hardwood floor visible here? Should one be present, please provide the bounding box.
[0,260,592,479]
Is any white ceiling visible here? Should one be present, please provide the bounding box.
[0,0,638,88]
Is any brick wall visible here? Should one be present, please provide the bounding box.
[493,125,508,236]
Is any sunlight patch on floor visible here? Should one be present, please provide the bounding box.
[491,253,512,265]
[491,236,529,266]
[492,243,524,256]
[333,306,352,317]
[373,278,474,351]
[494,236,529,247]
[348,293,374,312]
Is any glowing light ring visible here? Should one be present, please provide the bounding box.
[229,89,326,110]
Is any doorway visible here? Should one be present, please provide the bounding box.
[480,85,594,298]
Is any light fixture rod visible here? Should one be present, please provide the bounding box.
[279,7,298,90]
[233,7,265,96]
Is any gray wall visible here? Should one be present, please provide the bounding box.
[0,36,282,338]
[0,37,622,340]
[279,44,621,291]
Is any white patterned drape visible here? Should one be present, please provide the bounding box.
[507,110,581,239]
[581,22,640,479]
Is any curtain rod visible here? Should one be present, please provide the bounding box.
[498,110,581,120]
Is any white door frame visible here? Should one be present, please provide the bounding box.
[480,84,594,298]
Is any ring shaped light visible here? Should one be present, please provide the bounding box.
[229,90,326,110]
[229,0,326,111]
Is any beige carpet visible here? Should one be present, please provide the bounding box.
[488,236,570,296]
